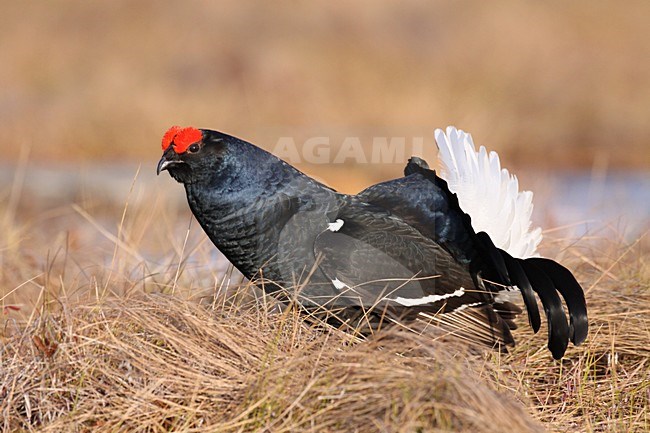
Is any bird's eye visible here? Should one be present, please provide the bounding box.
[187,143,200,153]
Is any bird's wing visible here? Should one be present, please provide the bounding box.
[357,164,542,337]
[312,201,517,348]
[435,126,542,259]
[357,165,479,266]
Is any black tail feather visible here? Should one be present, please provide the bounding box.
[525,257,589,346]
[475,231,511,286]
[519,259,571,359]
[499,250,542,334]
[468,234,586,359]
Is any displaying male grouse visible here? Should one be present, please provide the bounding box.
[157,125,588,359]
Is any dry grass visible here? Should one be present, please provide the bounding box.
[1,293,547,433]
[1,177,649,432]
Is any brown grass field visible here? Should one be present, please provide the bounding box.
[2,1,650,432]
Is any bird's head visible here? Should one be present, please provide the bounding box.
[157,126,228,184]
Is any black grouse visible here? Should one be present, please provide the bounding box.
[157,126,588,359]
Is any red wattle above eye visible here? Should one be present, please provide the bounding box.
[161,126,203,153]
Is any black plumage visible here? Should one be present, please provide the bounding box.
[157,127,588,359]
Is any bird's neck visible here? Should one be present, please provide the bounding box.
[183,146,334,280]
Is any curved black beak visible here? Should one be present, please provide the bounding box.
[157,149,183,175]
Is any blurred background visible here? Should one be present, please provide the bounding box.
[1,0,649,248]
